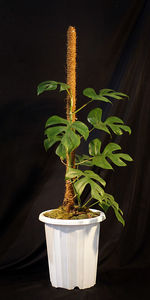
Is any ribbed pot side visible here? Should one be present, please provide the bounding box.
[39,209,106,290]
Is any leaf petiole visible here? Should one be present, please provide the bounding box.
[82,197,93,208]
[73,99,93,114]
[88,200,100,208]
[75,157,93,166]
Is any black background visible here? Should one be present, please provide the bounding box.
[0,0,150,299]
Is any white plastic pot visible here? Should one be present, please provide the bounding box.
[39,209,106,290]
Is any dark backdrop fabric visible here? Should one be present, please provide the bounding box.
[0,0,150,299]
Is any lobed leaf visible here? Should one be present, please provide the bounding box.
[88,108,131,136]
[74,177,89,196]
[88,140,133,169]
[93,155,113,169]
[100,90,129,100]
[55,143,66,160]
[37,81,58,95]
[105,116,131,135]
[44,136,61,152]
[59,82,70,92]
[101,193,125,226]
[83,88,112,103]
[103,143,121,155]
[45,126,66,138]
[90,190,125,226]
[37,80,70,96]
[71,121,89,140]
[61,128,80,153]
[100,89,114,94]
[45,115,69,127]
[65,168,84,179]
[75,154,94,166]
[66,167,105,198]
[84,170,106,187]
[89,138,101,156]
[113,208,125,226]
[88,108,110,134]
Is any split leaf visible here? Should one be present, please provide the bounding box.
[88,108,131,135]
[71,121,89,140]
[44,116,89,158]
[83,88,112,103]
[88,139,133,169]
[83,87,128,104]
[66,168,105,197]
[37,81,70,95]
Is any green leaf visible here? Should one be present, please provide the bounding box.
[113,92,129,98]
[44,136,61,152]
[44,139,51,152]
[45,126,66,138]
[84,170,106,187]
[104,116,131,135]
[100,89,114,95]
[83,88,97,98]
[44,120,84,155]
[117,125,131,135]
[103,93,122,100]
[83,87,128,104]
[100,90,129,100]
[88,140,133,169]
[103,143,133,167]
[45,115,69,127]
[37,80,70,96]
[75,154,94,166]
[88,109,131,136]
[66,166,125,226]
[93,155,113,169]
[59,82,70,92]
[74,177,89,196]
[114,208,125,226]
[71,121,89,140]
[83,88,112,103]
[74,176,104,198]
[99,202,110,212]
[103,193,118,209]
[89,180,104,197]
[88,108,110,134]
[55,143,66,160]
[37,81,58,95]
[89,138,102,156]
[66,167,105,197]
[91,191,125,226]
[61,128,80,153]
[88,139,113,169]
[103,143,121,155]
[66,168,83,179]
[109,153,133,166]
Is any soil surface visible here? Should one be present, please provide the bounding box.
[44,205,100,220]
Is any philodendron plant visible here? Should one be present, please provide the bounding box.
[37,81,133,226]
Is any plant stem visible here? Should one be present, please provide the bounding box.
[89,127,94,133]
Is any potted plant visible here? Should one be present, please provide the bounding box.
[38,26,133,290]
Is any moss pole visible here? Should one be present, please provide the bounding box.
[63,26,77,211]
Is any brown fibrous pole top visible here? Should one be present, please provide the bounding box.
[66,26,76,122]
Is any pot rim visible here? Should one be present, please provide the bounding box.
[39,208,106,226]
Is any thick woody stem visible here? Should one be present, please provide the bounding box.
[63,26,77,211]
